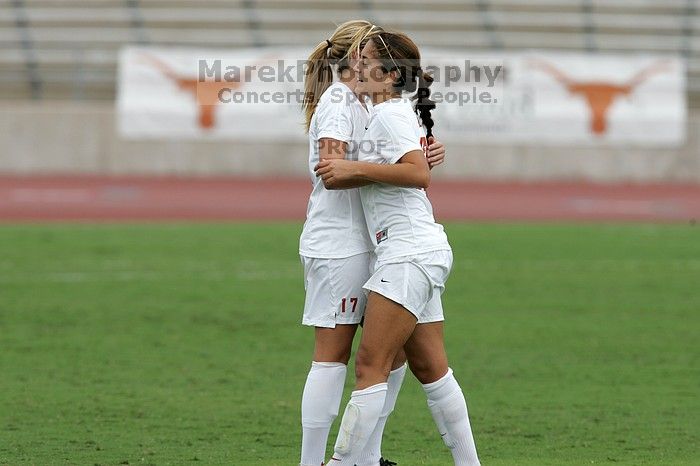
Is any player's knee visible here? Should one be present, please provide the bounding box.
[408,358,446,385]
[407,361,430,384]
[354,348,373,379]
[392,349,407,369]
[354,345,391,381]
[327,346,352,365]
[314,340,353,364]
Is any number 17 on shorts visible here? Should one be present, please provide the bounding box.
[340,297,359,313]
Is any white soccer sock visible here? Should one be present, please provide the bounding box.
[354,364,407,466]
[422,368,481,466]
[328,383,388,466]
[300,361,347,466]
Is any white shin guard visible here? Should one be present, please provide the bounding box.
[354,363,407,466]
[331,383,388,465]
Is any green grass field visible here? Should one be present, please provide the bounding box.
[1,223,698,466]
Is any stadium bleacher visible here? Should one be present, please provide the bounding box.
[0,0,698,102]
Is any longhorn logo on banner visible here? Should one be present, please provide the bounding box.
[530,59,673,135]
[137,54,244,130]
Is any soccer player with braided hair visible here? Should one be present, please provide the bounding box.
[315,31,481,466]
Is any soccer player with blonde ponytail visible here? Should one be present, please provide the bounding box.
[298,21,448,466]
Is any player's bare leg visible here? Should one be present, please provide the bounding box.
[313,324,358,364]
[403,322,448,383]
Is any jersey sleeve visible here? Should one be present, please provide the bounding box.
[375,110,423,164]
[314,88,354,143]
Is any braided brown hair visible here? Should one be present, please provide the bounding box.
[368,31,436,138]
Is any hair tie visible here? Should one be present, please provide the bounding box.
[326,39,333,48]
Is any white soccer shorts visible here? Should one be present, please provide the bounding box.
[300,252,372,328]
[363,249,453,323]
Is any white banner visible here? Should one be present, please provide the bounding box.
[118,46,686,146]
[431,52,686,147]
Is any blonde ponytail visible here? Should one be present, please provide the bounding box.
[303,20,382,132]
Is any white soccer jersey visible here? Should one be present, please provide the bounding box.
[359,97,450,262]
[299,82,374,259]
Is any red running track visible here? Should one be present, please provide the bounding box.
[0,175,699,223]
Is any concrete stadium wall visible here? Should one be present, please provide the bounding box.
[1,101,699,183]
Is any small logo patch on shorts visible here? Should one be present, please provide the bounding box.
[375,228,388,244]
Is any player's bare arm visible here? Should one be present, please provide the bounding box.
[315,150,430,190]
[318,138,348,160]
